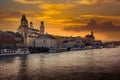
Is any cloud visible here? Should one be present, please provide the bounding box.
[39,3,74,24]
[13,0,120,6]
[14,0,44,4]
[62,15,120,26]
[63,19,120,32]
[77,0,120,5]
[40,3,74,10]
[42,10,62,16]
[63,19,120,40]
[78,0,99,5]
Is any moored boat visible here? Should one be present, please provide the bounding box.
[49,47,67,53]
[70,47,81,51]
[0,48,30,56]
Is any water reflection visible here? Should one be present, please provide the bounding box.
[0,47,120,80]
[18,56,29,80]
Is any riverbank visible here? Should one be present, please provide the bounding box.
[29,45,118,53]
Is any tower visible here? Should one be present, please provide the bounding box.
[17,15,28,45]
[30,22,33,28]
[20,15,28,27]
[91,30,94,37]
[40,21,44,34]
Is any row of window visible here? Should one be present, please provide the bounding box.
[0,52,26,54]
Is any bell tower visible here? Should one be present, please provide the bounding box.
[30,22,33,28]
[20,15,28,27]
[40,21,44,34]
[17,15,28,45]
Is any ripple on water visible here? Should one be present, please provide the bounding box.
[0,47,120,80]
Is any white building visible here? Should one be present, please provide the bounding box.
[17,15,40,45]
[29,34,57,48]
[27,22,39,36]
[17,15,57,48]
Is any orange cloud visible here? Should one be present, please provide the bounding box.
[40,4,74,10]
[39,3,74,18]
[14,0,44,4]
[77,0,120,5]
[2,18,19,21]
[78,0,98,5]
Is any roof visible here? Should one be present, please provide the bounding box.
[15,32,23,38]
[85,35,94,39]
[21,15,27,21]
[28,28,39,31]
[0,31,14,36]
[37,34,55,39]
[5,31,23,38]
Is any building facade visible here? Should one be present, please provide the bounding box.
[0,31,15,48]
[17,15,44,46]
[29,34,57,48]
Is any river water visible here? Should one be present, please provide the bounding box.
[0,47,120,80]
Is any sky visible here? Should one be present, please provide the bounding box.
[0,0,120,41]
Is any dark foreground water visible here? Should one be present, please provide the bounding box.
[0,47,120,80]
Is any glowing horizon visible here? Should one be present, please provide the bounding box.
[0,0,120,41]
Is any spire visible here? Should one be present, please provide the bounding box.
[21,15,27,21]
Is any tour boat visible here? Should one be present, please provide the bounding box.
[0,48,30,56]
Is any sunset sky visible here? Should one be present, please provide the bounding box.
[0,0,120,41]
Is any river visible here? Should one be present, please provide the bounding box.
[0,47,120,80]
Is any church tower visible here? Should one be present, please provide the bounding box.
[17,15,28,45]
[40,21,45,34]
[20,15,28,27]
[17,15,28,38]
[30,22,33,28]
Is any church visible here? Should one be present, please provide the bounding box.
[17,15,57,48]
[17,15,44,44]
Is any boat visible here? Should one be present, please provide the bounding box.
[0,48,30,56]
[59,48,67,52]
[49,47,57,53]
[49,47,67,53]
[70,47,81,51]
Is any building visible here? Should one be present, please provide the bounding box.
[29,34,57,48]
[17,15,57,48]
[0,31,15,48]
[17,15,43,46]
[5,31,24,48]
[17,15,28,38]
[61,37,83,48]
[85,30,95,41]
[14,33,24,47]
[27,22,39,36]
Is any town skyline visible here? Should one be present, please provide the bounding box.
[0,0,120,41]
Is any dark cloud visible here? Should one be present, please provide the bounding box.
[0,11,23,19]
[63,19,120,40]
[63,19,120,32]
